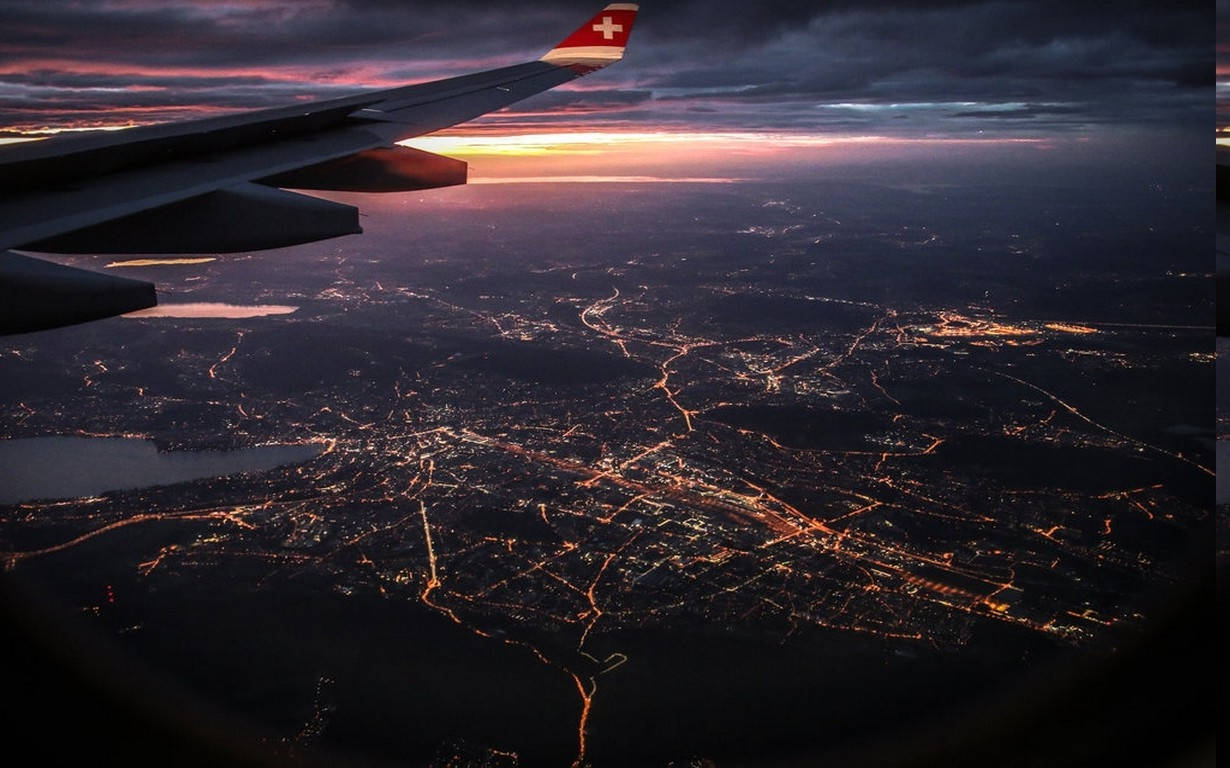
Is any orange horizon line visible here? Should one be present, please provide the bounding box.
[4,124,1056,146]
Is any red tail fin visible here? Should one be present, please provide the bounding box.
[540,4,639,69]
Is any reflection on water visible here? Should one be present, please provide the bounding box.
[0,436,322,504]
[124,303,298,319]
[105,258,217,268]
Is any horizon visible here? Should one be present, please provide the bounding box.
[0,1,1212,184]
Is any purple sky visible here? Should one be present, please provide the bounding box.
[1218,0,1230,136]
[0,1,1210,141]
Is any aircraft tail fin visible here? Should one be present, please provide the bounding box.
[540,4,639,70]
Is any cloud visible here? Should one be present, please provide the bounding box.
[0,0,1212,138]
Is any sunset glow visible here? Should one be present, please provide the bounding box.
[405,131,894,157]
[405,131,1057,158]
[469,175,741,184]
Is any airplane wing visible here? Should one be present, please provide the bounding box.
[0,4,639,335]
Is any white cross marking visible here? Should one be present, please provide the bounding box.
[592,16,623,40]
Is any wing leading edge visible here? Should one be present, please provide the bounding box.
[0,4,639,335]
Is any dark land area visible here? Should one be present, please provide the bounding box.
[0,177,1213,766]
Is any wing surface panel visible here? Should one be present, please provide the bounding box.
[0,251,156,334]
[0,3,640,334]
[30,184,362,255]
[0,127,384,251]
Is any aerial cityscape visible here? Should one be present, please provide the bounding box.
[1,176,1212,765]
[0,1,1214,766]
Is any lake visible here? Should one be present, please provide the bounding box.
[0,436,323,504]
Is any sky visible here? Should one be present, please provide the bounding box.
[0,0,1214,178]
[1219,1,1230,139]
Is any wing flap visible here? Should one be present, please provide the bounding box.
[28,183,361,255]
[0,251,156,335]
[0,127,382,252]
[0,100,379,194]
[258,146,466,193]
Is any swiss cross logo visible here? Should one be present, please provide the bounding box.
[592,16,623,40]
[543,5,637,59]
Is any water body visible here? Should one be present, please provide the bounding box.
[0,436,322,504]
[124,303,298,319]
[105,258,217,268]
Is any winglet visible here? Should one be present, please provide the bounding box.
[540,4,638,70]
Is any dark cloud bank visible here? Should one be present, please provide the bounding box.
[0,0,1212,141]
